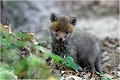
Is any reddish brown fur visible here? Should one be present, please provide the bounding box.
[50,16,73,33]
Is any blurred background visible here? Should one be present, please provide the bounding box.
[2,0,119,40]
[0,0,120,78]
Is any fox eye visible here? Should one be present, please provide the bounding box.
[65,30,70,34]
[55,29,59,32]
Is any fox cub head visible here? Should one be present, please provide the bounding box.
[50,13,77,42]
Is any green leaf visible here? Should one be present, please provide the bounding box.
[96,71,104,77]
[43,53,77,71]
[14,58,28,76]
[14,40,27,47]
[0,68,17,80]
[27,55,40,67]
[43,53,63,64]
[62,56,77,71]
[101,78,111,80]
[96,72,111,80]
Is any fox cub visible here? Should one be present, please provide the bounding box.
[49,13,102,76]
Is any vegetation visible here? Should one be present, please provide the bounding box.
[0,24,77,79]
[0,24,118,80]
[0,24,50,79]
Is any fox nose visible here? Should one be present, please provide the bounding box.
[59,37,63,41]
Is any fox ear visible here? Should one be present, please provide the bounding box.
[50,13,58,22]
[69,17,77,25]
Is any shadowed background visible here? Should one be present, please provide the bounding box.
[1,0,119,40]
